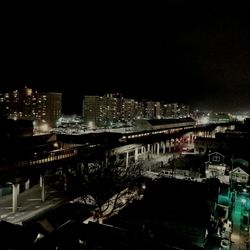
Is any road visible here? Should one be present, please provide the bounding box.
[0,185,67,225]
[231,194,249,250]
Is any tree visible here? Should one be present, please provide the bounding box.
[79,160,143,222]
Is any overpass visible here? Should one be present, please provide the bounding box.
[56,120,236,170]
[0,144,106,213]
[107,121,236,167]
[119,121,237,144]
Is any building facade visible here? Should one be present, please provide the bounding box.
[0,87,62,128]
[83,95,102,129]
[230,167,249,184]
[38,92,62,127]
[83,94,191,129]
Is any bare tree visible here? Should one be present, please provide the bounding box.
[80,159,143,222]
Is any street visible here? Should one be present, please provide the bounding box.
[230,194,249,250]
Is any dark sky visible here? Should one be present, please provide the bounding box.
[1,2,250,114]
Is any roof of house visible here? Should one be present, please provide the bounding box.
[208,152,225,158]
[230,167,249,176]
[34,220,178,250]
[148,117,195,126]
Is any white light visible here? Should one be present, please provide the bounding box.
[200,117,209,124]
[121,198,126,204]
[88,121,94,129]
[40,123,49,132]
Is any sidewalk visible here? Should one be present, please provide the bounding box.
[0,184,67,225]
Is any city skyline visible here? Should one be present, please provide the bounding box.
[1,2,250,113]
[0,84,249,115]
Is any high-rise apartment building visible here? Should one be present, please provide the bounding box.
[123,98,135,123]
[38,92,62,127]
[154,102,161,119]
[160,103,190,118]
[134,101,144,119]
[144,101,162,119]
[161,103,177,118]
[83,94,191,128]
[83,95,102,128]
[102,94,118,127]
[83,94,136,128]
[0,87,62,128]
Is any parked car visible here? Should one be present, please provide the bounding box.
[240,212,249,232]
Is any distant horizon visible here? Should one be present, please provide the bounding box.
[1,84,250,115]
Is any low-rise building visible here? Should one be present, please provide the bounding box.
[205,162,227,178]
[230,167,249,184]
[134,117,195,131]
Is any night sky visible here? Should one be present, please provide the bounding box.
[1,2,250,114]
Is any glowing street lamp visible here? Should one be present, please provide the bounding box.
[40,123,49,133]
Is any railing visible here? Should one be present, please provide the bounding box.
[15,148,78,167]
[0,148,79,174]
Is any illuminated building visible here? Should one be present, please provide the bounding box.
[0,87,62,128]
[178,103,190,117]
[160,103,190,118]
[83,94,191,128]
[123,98,135,123]
[166,103,178,118]
[83,95,102,128]
[144,101,161,119]
[83,94,136,128]
[37,92,62,128]
[0,87,34,121]
[154,101,161,118]
[145,101,155,119]
[102,94,118,127]
[134,101,144,119]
